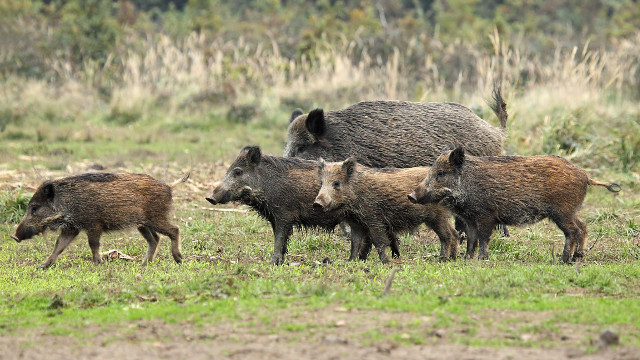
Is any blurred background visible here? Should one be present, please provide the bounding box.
[0,0,639,173]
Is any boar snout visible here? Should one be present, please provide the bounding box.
[10,234,21,242]
[313,194,331,212]
[407,191,418,204]
[205,196,217,205]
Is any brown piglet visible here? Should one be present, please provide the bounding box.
[12,172,189,268]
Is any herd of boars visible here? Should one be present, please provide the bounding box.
[10,85,621,268]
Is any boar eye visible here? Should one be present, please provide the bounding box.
[436,170,445,179]
[296,145,305,154]
[30,205,40,215]
[233,168,243,177]
[332,181,341,189]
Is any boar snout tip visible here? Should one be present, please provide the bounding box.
[407,192,418,203]
[205,197,217,205]
[10,234,21,242]
[313,200,324,210]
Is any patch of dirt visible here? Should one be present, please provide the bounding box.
[1,308,638,360]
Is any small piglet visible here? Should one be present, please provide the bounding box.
[314,158,458,264]
[11,172,189,268]
[205,146,399,265]
[408,146,620,262]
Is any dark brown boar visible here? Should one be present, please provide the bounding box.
[205,146,400,265]
[11,172,189,269]
[314,158,458,264]
[408,146,621,262]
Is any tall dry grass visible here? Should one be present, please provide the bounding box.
[1,29,639,170]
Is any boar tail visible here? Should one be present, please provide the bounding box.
[170,172,190,188]
[489,82,508,129]
[589,179,621,193]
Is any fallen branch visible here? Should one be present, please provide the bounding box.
[382,268,399,297]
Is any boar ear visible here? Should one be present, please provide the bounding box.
[342,157,356,181]
[42,183,55,203]
[244,146,262,166]
[290,108,304,123]
[440,144,455,154]
[449,146,465,168]
[306,109,326,138]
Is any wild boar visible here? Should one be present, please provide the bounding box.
[408,146,621,262]
[205,146,400,265]
[314,158,458,264]
[11,172,189,269]
[284,86,507,166]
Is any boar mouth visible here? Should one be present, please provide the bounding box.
[424,188,453,204]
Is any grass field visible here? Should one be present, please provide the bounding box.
[1,33,640,358]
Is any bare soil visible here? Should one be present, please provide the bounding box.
[2,307,637,360]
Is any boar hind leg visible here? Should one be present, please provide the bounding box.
[155,224,182,264]
[86,229,104,265]
[271,223,292,265]
[553,215,582,264]
[38,228,80,269]
[139,226,160,263]
[388,232,400,259]
[572,218,587,261]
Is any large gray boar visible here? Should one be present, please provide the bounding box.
[284,86,507,166]
[11,172,189,269]
[205,146,400,265]
[314,158,458,264]
[408,146,621,262]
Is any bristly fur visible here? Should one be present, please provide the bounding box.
[284,83,507,167]
[13,173,185,268]
[415,148,620,263]
[316,160,457,264]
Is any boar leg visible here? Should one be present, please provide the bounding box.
[464,223,479,260]
[348,223,367,260]
[139,226,160,263]
[359,231,398,261]
[38,227,80,269]
[454,217,467,245]
[553,215,583,263]
[572,218,587,261]
[358,239,372,261]
[477,221,496,261]
[426,218,457,261]
[86,228,104,265]
[368,226,390,264]
[155,224,182,264]
[388,232,400,259]
[270,222,292,265]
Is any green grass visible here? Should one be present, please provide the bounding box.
[1,93,640,351]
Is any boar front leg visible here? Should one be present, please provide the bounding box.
[38,227,80,269]
[271,222,292,265]
[86,228,104,265]
[347,222,367,261]
[477,220,497,261]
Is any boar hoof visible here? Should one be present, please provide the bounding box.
[173,254,183,264]
[270,254,284,265]
[37,263,52,270]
